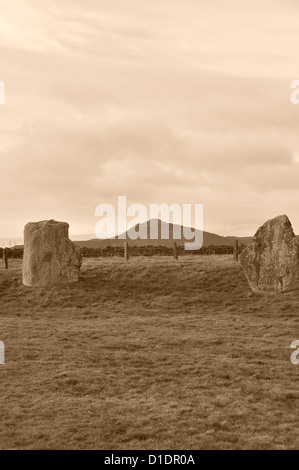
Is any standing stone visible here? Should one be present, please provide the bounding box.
[240,215,299,294]
[22,220,82,287]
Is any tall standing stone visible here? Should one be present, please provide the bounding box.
[22,220,82,287]
[240,215,299,294]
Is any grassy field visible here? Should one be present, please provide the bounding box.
[1,255,299,450]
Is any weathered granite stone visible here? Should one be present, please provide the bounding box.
[22,220,82,287]
[240,215,299,294]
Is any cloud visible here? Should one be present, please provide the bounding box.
[0,0,299,238]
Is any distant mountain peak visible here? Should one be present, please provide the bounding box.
[74,219,252,249]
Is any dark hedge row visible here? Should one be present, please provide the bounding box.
[81,244,236,258]
[0,244,245,259]
[0,247,24,259]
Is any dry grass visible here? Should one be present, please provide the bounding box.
[0,255,299,450]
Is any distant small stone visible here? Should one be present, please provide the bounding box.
[240,215,299,294]
[22,220,82,287]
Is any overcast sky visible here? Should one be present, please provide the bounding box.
[1,0,299,240]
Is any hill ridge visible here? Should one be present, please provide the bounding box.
[75,219,252,249]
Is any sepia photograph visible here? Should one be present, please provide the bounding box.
[1,0,299,454]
